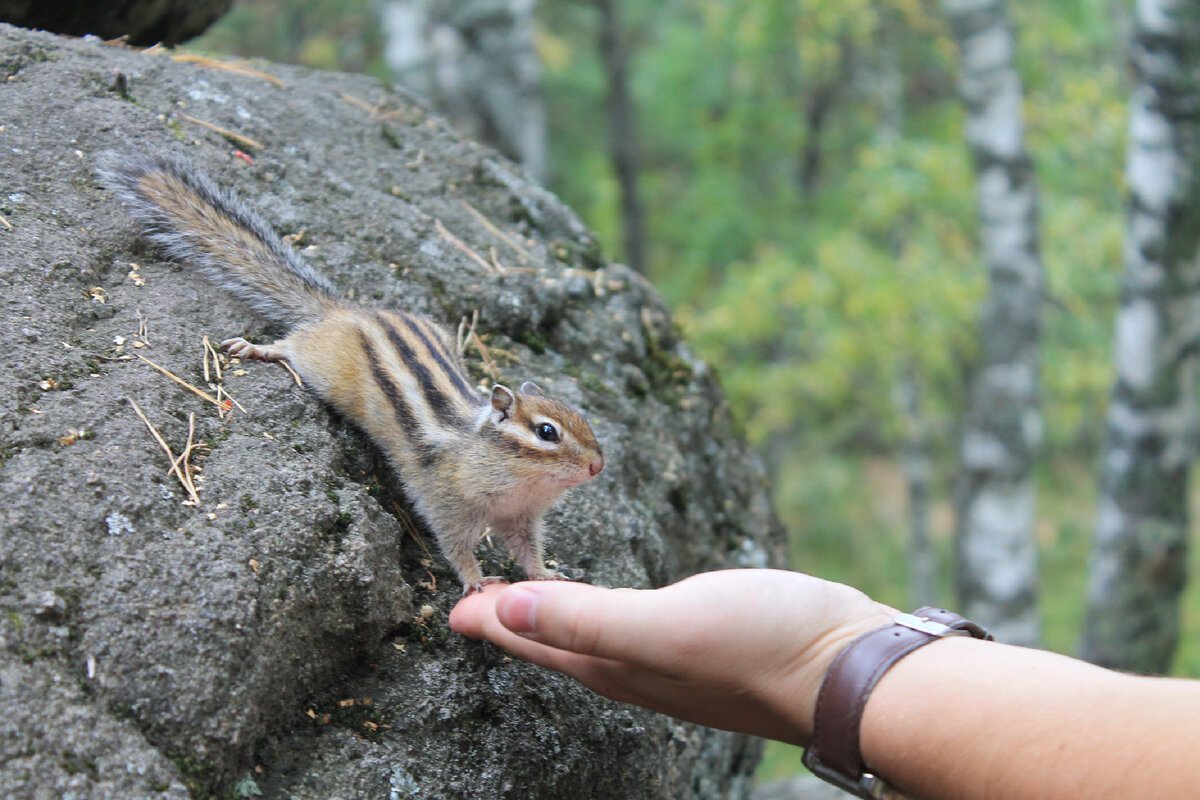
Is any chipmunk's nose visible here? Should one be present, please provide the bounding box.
[589,456,605,477]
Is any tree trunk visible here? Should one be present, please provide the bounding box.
[898,365,937,608]
[596,0,647,274]
[875,20,932,609]
[1081,0,1200,675]
[944,0,1044,646]
[798,39,855,198]
[381,0,549,182]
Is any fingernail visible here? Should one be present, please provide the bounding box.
[499,586,539,634]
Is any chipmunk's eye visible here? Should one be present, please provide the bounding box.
[534,422,560,443]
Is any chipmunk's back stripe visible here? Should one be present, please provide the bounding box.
[403,315,481,407]
[361,329,423,444]
[376,313,466,430]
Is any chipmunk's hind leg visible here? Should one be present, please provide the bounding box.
[222,337,288,362]
[496,517,566,582]
[428,516,505,595]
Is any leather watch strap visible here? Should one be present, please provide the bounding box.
[803,607,992,799]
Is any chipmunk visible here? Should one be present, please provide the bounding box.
[99,152,605,594]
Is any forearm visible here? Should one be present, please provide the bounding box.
[450,573,1200,799]
[860,636,1200,799]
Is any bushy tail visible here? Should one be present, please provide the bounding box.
[98,152,341,328]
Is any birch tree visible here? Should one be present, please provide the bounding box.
[381,0,548,182]
[944,0,1044,646]
[1081,0,1200,674]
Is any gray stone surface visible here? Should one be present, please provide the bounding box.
[0,24,784,799]
[0,0,231,45]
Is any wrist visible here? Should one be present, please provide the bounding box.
[803,607,993,799]
[788,603,897,745]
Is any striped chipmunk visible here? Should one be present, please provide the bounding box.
[100,152,605,594]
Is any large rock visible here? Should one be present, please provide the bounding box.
[0,24,784,800]
[0,0,231,45]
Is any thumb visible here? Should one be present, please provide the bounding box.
[495,582,671,666]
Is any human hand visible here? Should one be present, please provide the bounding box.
[449,569,894,745]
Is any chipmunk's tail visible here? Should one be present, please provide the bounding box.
[98,152,341,328]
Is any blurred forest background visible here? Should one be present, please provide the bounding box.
[187,0,1200,778]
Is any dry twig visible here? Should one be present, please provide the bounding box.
[177,113,264,151]
[172,52,286,87]
[391,500,435,563]
[200,336,247,416]
[217,383,248,416]
[202,336,221,383]
[459,200,531,262]
[167,412,201,494]
[136,353,230,412]
[278,359,304,387]
[435,219,496,273]
[128,399,201,505]
[469,331,502,383]
[456,310,479,357]
[488,245,508,275]
[338,92,379,116]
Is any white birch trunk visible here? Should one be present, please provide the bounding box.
[1081,0,1200,674]
[381,0,548,182]
[944,0,1044,646]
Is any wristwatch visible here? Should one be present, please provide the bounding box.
[802,607,993,799]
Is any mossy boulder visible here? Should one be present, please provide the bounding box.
[0,23,783,799]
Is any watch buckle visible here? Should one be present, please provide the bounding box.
[892,612,970,637]
[802,748,908,800]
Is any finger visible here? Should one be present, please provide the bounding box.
[448,582,508,638]
[451,584,593,667]
[489,581,686,669]
[450,585,645,694]
[450,582,669,672]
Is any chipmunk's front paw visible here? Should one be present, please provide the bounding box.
[529,570,572,582]
[529,561,588,582]
[463,576,509,596]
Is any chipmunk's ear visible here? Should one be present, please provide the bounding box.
[490,384,516,421]
[519,381,545,397]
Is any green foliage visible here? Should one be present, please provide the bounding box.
[541,0,1125,459]
[683,135,979,447]
[189,0,390,82]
